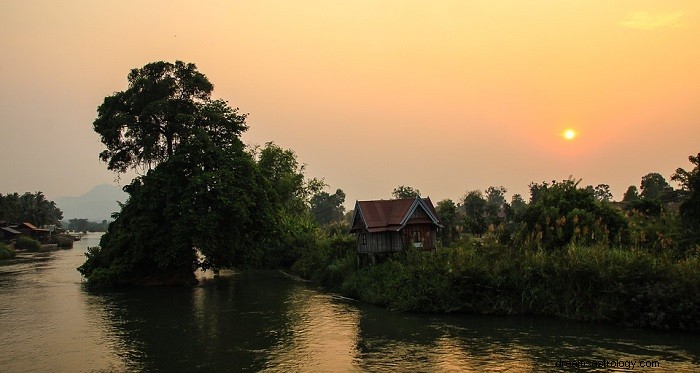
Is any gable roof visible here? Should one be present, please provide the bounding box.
[16,222,49,232]
[350,197,441,233]
[1,227,21,235]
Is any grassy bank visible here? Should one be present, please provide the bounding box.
[294,234,700,331]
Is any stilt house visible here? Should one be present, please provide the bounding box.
[350,197,441,253]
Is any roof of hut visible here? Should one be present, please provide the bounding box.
[350,197,440,233]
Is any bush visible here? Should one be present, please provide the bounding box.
[0,243,16,260]
[14,236,41,252]
[325,242,700,331]
[48,234,74,248]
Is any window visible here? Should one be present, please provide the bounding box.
[412,230,421,243]
[361,233,367,245]
[412,230,423,248]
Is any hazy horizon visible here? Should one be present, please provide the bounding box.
[2,1,699,206]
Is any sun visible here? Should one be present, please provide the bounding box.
[563,129,577,140]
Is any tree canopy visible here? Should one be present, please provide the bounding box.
[0,192,63,226]
[640,172,674,202]
[672,152,700,243]
[80,62,316,285]
[310,189,346,226]
[392,185,421,199]
[93,61,246,173]
[519,179,628,250]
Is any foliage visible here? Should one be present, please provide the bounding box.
[626,209,686,257]
[592,184,612,201]
[622,185,639,203]
[255,142,324,215]
[81,61,282,285]
[65,218,109,232]
[436,199,459,246]
[310,189,346,226]
[48,234,75,248]
[328,242,700,331]
[517,179,629,251]
[93,61,246,173]
[392,185,421,199]
[509,194,528,219]
[672,152,700,246]
[462,190,486,234]
[640,172,674,203]
[15,236,42,252]
[0,191,63,226]
[0,243,16,260]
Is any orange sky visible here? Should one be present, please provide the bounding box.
[1,1,699,206]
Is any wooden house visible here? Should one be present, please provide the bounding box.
[350,197,441,255]
[14,222,50,240]
[0,226,21,242]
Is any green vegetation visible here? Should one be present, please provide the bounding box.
[0,191,63,226]
[48,234,75,248]
[14,236,42,252]
[0,243,16,260]
[322,244,699,331]
[65,218,109,232]
[292,156,700,331]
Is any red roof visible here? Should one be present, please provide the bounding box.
[17,222,48,232]
[351,197,440,233]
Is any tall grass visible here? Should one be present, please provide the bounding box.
[300,236,700,331]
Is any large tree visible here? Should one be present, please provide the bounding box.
[80,61,271,285]
[640,172,674,202]
[310,189,346,226]
[436,198,459,246]
[462,190,486,234]
[93,61,246,173]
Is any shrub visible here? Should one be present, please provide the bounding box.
[14,236,42,252]
[48,234,74,248]
[0,243,16,260]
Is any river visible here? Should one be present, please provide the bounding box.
[0,232,698,372]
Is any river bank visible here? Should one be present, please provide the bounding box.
[292,233,700,332]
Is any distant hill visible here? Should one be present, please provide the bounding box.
[55,184,127,222]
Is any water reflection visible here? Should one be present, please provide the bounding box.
[1,241,699,372]
[263,284,360,371]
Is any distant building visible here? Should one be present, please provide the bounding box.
[0,226,21,242]
[14,222,50,240]
[350,197,441,256]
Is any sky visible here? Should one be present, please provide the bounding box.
[1,0,699,207]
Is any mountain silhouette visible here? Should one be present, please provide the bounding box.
[55,184,127,222]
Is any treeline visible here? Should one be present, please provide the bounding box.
[0,192,63,226]
[428,169,698,258]
[63,218,109,233]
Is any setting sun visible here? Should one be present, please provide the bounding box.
[563,129,577,140]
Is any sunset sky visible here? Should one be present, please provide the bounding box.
[2,1,699,207]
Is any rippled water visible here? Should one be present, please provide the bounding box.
[1,233,698,372]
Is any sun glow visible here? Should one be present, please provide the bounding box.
[563,129,577,140]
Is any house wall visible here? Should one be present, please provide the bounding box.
[403,224,437,250]
[356,225,437,253]
[357,230,403,253]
